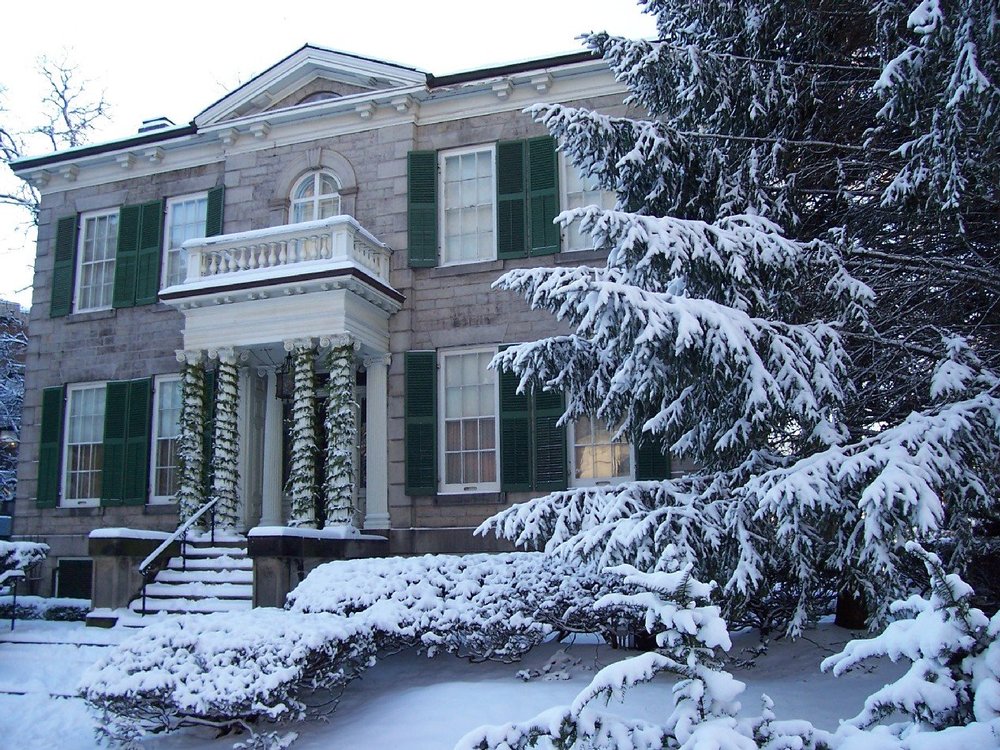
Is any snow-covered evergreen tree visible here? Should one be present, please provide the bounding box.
[210,354,240,529]
[0,307,25,506]
[176,358,205,522]
[288,342,318,528]
[480,0,1000,632]
[323,339,355,527]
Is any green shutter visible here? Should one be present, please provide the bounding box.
[533,387,567,491]
[122,379,151,505]
[527,136,560,256]
[404,351,436,494]
[50,216,78,318]
[133,201,164,306]
[37,386,65,507]
[112,205,141,309]
[100,381,130,506]
[497,140,527,259]
[635,434,671,480]
[498,355,532,491]
[407,152,438,267]
[206,186,225,237]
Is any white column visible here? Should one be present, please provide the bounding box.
[364,353,391,530]
[259,367,284,527]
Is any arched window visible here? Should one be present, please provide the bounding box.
[290,171,341,223]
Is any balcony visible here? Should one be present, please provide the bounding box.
[160,216,403,354]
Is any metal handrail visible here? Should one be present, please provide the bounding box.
[138,498,220,615]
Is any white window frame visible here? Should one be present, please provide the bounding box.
[74,209,119,313]
[438,346,500,494]
[62,382,107,508]
[161,192,209,289]
[149,374,182,504]
[438,144,497,266]
[290,170,342,224]
[568,416,634,487]
[559,153,617,253]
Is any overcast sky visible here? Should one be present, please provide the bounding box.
[0,0,656,309]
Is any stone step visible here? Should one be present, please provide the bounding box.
[129,596,253,615]
[181,545,249,558]
[142,581,253,599]
[156,568,253,584]
[164,554,252,571]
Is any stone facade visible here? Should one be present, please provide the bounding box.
[9,45,677,601]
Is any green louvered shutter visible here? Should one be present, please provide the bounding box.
[134,201,164,306]
[407,152,437,267]
[202,368,217,494]
[405,351,436,494]
[50,216,78,318]
[122,379,151,505]
[37,386,65,507]
[498,354,531,491]
[112,205,141,309]
[527,136,560,256]
[533,388,567,491]
[100,381,130,506]
[206,185,225,237]
[497,140,527,259]
[635,435,671,480]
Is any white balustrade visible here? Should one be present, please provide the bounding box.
[181,216,391,286]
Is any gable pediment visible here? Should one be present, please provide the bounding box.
[195,45,427,127]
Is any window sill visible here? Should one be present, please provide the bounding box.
[434,491,504,506]
[67,308,116,323]
[431,259,504,278]
[554,248,608,266]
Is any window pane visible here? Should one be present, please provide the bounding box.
[441,351,497,489]
[65,385,106,502]
[442,148,494,264]
[573,416,630,482]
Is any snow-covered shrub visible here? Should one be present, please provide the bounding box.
[0,595,87,621]
[322,340,355,526]
[0,539,47,573]
[823,542,1000,741]
[81,608,377,746]
[458,563,827,750]
[288,552,644,661]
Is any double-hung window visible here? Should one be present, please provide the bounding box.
[162,194,208,287]
[440,348,499,492]
[570,416,632,486]
[63,383,106,506]
[75,210,119,312]
[150,375,182,503]
[440,146,496,265]
[560,155,617,252]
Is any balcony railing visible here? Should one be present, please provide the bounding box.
[181,215,391,286]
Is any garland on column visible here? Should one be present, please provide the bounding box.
[288,342,318,528]
[210,354,240,530]
[323,341,356,526]
[176,358,205,523]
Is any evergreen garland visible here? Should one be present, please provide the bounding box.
[288,343,318,528]
[175,360,205,522]
[210,355,240,529]
[323,341,356,527]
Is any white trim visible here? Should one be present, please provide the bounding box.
[161,192,209,289]
[73,208,119,313]
[61,381,107,508]
[437,346,500,494]
[149,374,182,504]
[438,144,497,267]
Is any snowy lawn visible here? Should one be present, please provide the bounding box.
[0,617,900,749]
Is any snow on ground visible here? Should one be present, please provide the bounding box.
[0,618,900,749]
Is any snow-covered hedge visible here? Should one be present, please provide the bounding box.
[0,539,48,573]
[0,595,88,621]
[81,552,642,745]
[288,552,643,660]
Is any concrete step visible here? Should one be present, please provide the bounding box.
[155,568,252,584]
[129,596,253,615]
[164,554,252,571]
[142,581,253,599]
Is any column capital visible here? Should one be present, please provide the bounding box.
[320,334,359,351]
[363,352,391,369]
[283,337,314,352]
[175,349,204,364]
[209,347,241,364]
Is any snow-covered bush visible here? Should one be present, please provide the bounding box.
[81,608,376,746]
[823,542,1000,741]
[288,552,644,661]
[0,538,47,573]
[0,594,87,621]
[82,552,643,745]
[457,562,827,750]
